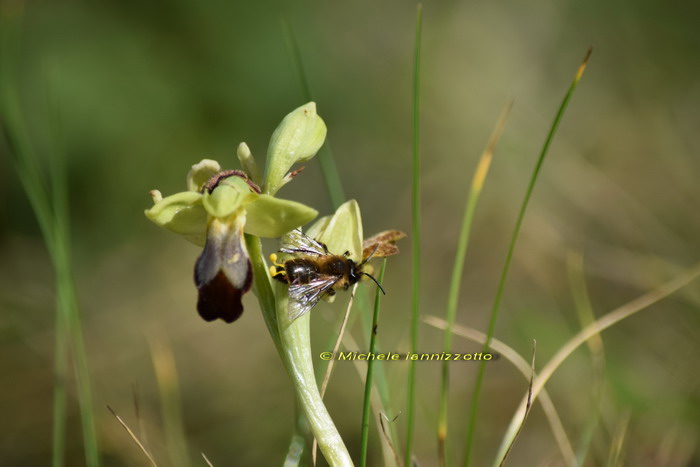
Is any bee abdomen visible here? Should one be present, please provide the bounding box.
[285,258,321,284]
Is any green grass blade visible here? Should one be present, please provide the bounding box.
[1,25,101,463]
[405,5,423,466]
[1,78,70,467]
[64,282,101,467]
[282,19,345,209]
[150,338,191,467]
[52,310,69,467]
[424,315,575,465]
[437,102,512,467]
[360,260,387,467]
[463,48,593,467]
[567,252,606,466]
[47,68,101,467]
[604,413,630,467]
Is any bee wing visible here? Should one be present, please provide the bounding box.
[279,229,329,256]
[287,275,340,320]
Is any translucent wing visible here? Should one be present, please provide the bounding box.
[288,275,340,320]
[279,229,329,257]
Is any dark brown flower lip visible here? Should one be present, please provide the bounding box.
[201,169,262,194]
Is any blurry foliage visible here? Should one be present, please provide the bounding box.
[1,0,699,465]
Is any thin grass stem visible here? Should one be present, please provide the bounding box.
[107,406,158,467]
[405,5,423,466]
[48,69,100,467]
[360,260,387,467]
[494,261,700,464]
[150,337,191,467]
[282,18,345,208]
[1,26,101,463]
[438,101,512,467]
[567,251,606,467]
[496,341,536,467]
[604,413,630,467]
[52,309,69,467]
[342,332,400,467]
[463,48,592,467]
[423,316,575,465]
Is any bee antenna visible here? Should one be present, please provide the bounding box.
[362,272,386,295]
[359,244,380,267]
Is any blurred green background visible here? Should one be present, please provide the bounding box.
[2,0,699,465]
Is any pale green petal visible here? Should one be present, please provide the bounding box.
[306,215,331,240]
[237,142,261,184]
[144,191,208,246]
[187,159,221,192]
[316,200,363,261]
[264,102,327,195]
[203,176,258,218]
[245,195,318,238]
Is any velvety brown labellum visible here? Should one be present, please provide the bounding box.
[194,214,252,323]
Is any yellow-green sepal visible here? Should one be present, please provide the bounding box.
[245,195,318,238]
[315,200,363,262]
[144,191,208,246]
[264,102,327,195]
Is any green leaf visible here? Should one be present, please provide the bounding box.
[144,191,208,246]
[264,102,327,195]
[245,194,318,238]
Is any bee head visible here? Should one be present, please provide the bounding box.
[347,259,361,284]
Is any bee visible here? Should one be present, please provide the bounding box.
[269,229,387,320]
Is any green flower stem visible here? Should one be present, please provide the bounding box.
[247,236,349,466]
[245,235,282,352]
[275,282,354,467]
[283,402,309,467]
[247,236,309,467]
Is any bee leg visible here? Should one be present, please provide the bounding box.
[343,283,349,291]
[343,250,350,257]
[327,289,336,296]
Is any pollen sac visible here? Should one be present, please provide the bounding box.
[194,213,252,323]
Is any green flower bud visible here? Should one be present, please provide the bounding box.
[264,102,327,195]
